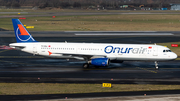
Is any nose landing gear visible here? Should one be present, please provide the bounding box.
[155,61,158,70]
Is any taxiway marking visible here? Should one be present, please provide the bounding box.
[0,49,12,53]
[0,60,56,67]
[136,67,157,73]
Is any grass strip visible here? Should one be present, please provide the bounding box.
[2,9,180,13]
[0,83,180,95]
[1,14,180,31]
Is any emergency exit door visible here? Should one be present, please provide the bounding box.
[33,45,37,55]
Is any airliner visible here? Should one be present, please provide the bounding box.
[9,19,177,69]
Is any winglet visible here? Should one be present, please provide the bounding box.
[12,19,37,43]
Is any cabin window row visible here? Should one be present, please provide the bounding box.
[41,48,75,50]
[80,48,101,51]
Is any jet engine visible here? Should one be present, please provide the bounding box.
[91,58,109,66]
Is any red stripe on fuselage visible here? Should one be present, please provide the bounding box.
[48,51,52,56]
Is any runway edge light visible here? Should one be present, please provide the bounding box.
[102,83,112,88]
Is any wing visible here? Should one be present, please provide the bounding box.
[49,51,107,60]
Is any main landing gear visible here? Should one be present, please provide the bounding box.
[83,63,89,69]
[155,61,158,70]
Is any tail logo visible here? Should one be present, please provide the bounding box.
[16,24,35,42]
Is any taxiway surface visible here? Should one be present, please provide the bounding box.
[0,31,179,84]
[0,31,180,100]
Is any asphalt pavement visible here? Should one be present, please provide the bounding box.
[0,31,180,100]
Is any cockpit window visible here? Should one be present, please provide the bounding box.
[163,50,171,52]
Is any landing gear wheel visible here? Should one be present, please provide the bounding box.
[83,63,89,69]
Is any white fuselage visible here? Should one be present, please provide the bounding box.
[9,42,177,61]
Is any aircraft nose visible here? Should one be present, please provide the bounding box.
[172,52,178,60]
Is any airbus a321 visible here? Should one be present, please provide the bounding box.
[9,19,177,69]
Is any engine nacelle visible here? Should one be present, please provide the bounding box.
[91,58,109,66]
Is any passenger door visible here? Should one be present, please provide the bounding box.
[153,46,158,56]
